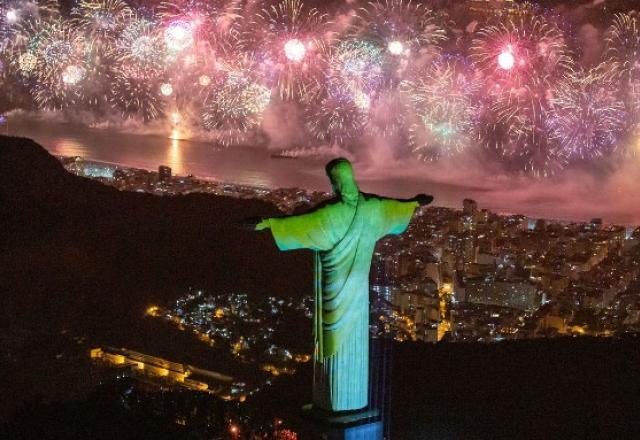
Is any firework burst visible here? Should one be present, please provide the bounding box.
[479,86,569,177]
[246,0,330,101]
[355,0,447,59]
[201,55,271,146]
[1,0,59,28]
[326,38,384,100]
[606,11,640,81]
[470,4,572,175]
[470,4,571,91]
[1,1,24,48]
[304,88,369,146]
[110,68,165,121]
[163,19,195,53]
[351,0,448,114]
[548,66,627,161]
[605,11,640,127]
[20,19,87,109]
[108,13,168,119]
[405,56,481,161]
[72,0,131,40]
[158,0,241,39]
[1,0,60,55]
[66,1,129,111]
[1,0,639,177]
[116,14,166,74]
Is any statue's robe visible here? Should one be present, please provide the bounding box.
[267,193,418,412]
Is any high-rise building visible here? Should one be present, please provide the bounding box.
[398,252,418,277]
[371,253,388,286]
[454,273,466,303]
[463,199,478,217]
[392,290,439,325]
[463,234,479,264]
[159,165,172,182]
[424,262,442,288]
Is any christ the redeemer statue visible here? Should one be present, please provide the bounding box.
[252,158,433,413]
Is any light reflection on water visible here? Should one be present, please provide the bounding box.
[53,138,87,158]
[168,138,184,176]
[6,117,326,191]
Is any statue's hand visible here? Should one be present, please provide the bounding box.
[237,217,269,231]
[415,194,434,207]
[255,219,270,231]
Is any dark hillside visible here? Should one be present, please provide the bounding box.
[0,136,313,416]
[0,136,313,326]
[390,336,640,439]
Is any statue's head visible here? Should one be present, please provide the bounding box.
[325,158,359,204]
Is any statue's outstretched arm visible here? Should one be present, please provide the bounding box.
[385,193,433,206]
[376,193,434,237]
[236,216,270,231]
[261,205,336,251]
[255,218,270,231]
[372,193,434,207]
[238,201,331,232]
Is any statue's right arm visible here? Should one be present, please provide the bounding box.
[257,204,335,251]
[256,202,333,232]
[236,216,269,231]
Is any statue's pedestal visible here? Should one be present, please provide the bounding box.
[297,407,383,440]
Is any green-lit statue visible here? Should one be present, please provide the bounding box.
[253,158,432,412]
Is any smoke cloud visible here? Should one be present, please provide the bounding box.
[351,152,640,226]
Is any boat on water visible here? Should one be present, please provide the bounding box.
[270,153,299,159]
